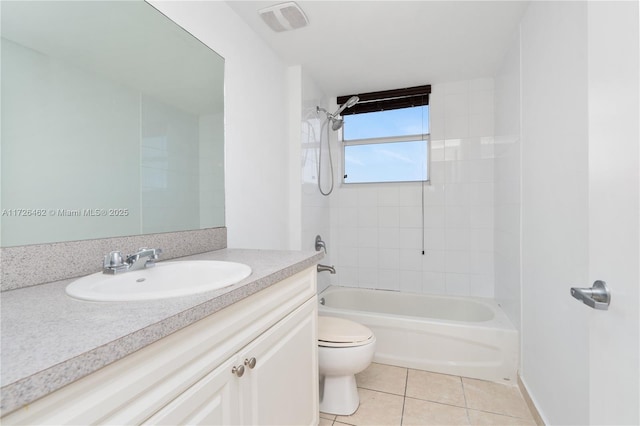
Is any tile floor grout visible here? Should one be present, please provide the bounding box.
[460,376,471,425]
[399,368,408,426]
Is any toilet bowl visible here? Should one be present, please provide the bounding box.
[318,315,376,415]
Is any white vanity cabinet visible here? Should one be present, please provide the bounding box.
[145,298,317,425]
[3,267,319,426]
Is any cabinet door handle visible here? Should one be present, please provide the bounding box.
[231,365,245,377]
[244,357,257,369]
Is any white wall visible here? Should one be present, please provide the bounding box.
[150,1,292,250]
[520,2,590,424]
[300,71,331,292]
[493,33,522,330]
[328,80,496,297]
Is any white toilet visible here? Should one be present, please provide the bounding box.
[318,316,376,415]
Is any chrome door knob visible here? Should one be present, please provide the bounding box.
[570,280,611,310]
[244,357,257,369]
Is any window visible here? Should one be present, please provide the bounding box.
[340,85,431,184]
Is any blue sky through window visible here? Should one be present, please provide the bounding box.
[343,105,429,140]
[342,105,429,183]
[344,140,428,183]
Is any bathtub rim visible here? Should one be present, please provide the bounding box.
[318,285,517,331]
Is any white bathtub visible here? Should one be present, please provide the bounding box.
[318,286,518,383]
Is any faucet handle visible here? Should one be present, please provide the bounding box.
[315,235,327,253]
[104,251,125,268]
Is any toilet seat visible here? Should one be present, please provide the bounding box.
[318,316,374,348]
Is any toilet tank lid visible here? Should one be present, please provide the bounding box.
[318,315,373,344]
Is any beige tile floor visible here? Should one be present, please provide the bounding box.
[320,363,536,426]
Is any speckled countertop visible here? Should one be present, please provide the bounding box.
[0,248,323,415]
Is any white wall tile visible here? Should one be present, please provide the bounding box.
[469,113,494,138]
[378,248,400,269]
[469,273,494,297]
[337,266,358,287]
[469,228,494,252]
[445,205,471,229]
[378,186,400,206]
[358,268,379,289]
[357,187,378,206]
[469,89,495,115]
[429,161,446,183]
[398,185,422,206]
[422,250,445,272]
[423,183,446,205]
[400,270,423,293]
[444,92,469,117]
[446,228,470,251]
[423,228,446,250]
[338,206,358,228]
[399,206,422,228]
[445,273,471,295]
[339,246,359,267]
[378,206,400,227]
[377,269,400,291]
[379,227,400,248]
[423,271,447,294]
[423,204,445,228]
[469,203,494,229]
[445,250,470,274]
[444,183,470,205]
[358,227,379,248]
[399,248,424,271]
[339,187,360,207]
[444,114,469,139]
[337,226,358,247]
[358,207,378,228]
[399,228,423,249]
[469,251,494,274]
[430,139,446,161]
[358,247,379,268]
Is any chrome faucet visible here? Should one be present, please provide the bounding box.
[317,264,336,274]
[103,247,162,274]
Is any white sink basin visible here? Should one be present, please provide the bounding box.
[66,260,252,302]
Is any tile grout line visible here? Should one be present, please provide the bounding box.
[460,376,472,425]
[400,368,409,426]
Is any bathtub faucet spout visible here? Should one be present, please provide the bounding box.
[317,264,336,274]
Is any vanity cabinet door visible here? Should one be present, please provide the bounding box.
[144,356,240,426]
[239,297,318,426]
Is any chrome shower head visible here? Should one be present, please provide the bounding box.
[330,117,344,130]
[333,96,359,116]
[316,95,359,131]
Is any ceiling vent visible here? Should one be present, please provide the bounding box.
[258,2,309,32]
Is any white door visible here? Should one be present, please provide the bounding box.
[586,2,639,424]
[521,1,639,424]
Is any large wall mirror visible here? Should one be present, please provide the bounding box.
[1,1,225,247]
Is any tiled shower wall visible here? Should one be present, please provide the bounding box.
[329,79,496,297]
